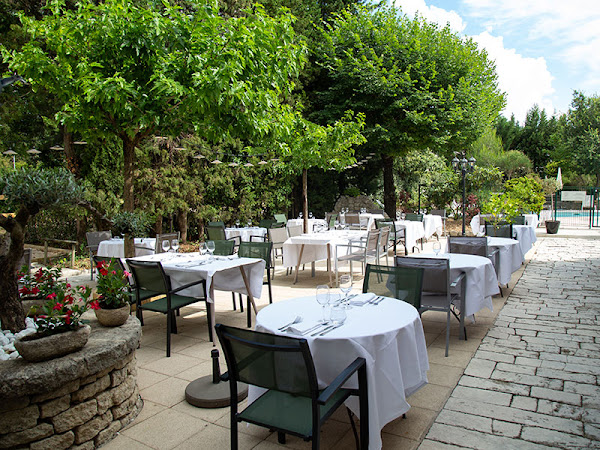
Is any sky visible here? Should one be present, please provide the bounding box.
[394,0,600,124]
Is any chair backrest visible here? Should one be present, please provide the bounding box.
[208,221,225,227]
[485,223,513,238]
[287,224,303,237]
[479,214,494,226]
[216,324,318,397]
[259,219,277,229]
[93,255,127,272]
[273,214,287,224]
[268,227,288,246]
[239,241,273,266]
[86,231,112,249]
[378,226,390,250]
[365,229,380,253]
[345,213,360,225]
[512,216,526,225]
[395,256,450,296]
[376,220,399,241]
[213,239,235,256]
[448,236,488,257]
[155,233,179,253]
[363,264,423,309]
[206,225,226,241]
[404,213,424,222]
[368,209,384,215]
[327,213,338,229]
[19,248,33,273]
[126,260,170,295]
[430,209,446,218]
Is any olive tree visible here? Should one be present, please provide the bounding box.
[0,168,82,332]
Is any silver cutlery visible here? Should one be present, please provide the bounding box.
[319,323,344,336]
[278,315,302,331]
[367,296,380,304]
[299,323,326,335]
[310,323,334,336]
[374,296,386,305]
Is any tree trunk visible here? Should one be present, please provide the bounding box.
[382,154,396,219]
[177,210,188,243]
[122,137,136,257]
[0,207,31,332]
[155,216,163,235]
[302,168,308,233]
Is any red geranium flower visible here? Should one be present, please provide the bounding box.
[47,292,57,300]
[89,300,100,310]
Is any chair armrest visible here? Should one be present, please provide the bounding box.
[249,235,266,242]
[228,236,242,246]
[318,357,366,405]
[450,271,466,288]
[170,278,207,296]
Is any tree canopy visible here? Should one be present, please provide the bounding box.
[307,5,505,216]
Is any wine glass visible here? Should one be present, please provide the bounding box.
[247,220,252,228]
[199,242,207,256]
[161,239,171,253]
[171,239,179,253]
[316,285,331,324]
[433,241,441,256]
[235,220,240,227]
[206,240,215,260]
[299,212,303,219]
[339,275,353,309]
[309,211,314,219]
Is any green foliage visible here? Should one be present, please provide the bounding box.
[111,211,150,237]
[0,167,82,211]
[481,193,520,224]
[465,165,503,206]
[513,105,558,171]
[471,128,532,179]
[343,187,361,197]
[309,5,505,156]
[25,208,78,244]
[95,259,130,309]
[503,176,545,214]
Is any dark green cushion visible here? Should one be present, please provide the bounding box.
[238,388,349,438]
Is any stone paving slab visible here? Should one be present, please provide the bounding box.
[421,236,600,449]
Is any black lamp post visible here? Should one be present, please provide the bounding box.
[452,154,476,236]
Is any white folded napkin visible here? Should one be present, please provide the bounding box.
[349,293,376,306]
[287,320,320,335]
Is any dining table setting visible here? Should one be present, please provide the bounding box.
[470,214,538,257]
[224,226,267,242]
[253,291,429,450]
[97,237,156,258]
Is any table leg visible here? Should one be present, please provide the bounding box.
[294,244,305,284]
[238,266,257,315]
[209,285,216,347]
[327,243,332,286]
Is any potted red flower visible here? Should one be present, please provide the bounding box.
[93,260,132,327]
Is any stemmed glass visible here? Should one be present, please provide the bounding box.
[206,240,215,260]
[171,239,179,253]
[339,275,353,309]
[161,239,171,253]
[316,285,331,324]
[433,241,441,256]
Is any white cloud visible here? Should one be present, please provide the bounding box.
[473,32,555,122]
[395,0,466,32]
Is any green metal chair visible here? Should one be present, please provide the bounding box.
[212,239,236,256]
[206,225,241,249]
[395,256,466,356]
[238,241,273,326]
[126,259,208,357]
[404,213,424,222]
[273,213,287,225]
[485,223,513,238]
[362,264,423,310]
[215,324,369,450]
[512,216,526,225]
[327,213,338,229]
[208,221,225,227]
[86,230,112,280]
[258,218,277,229]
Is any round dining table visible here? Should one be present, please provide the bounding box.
[97,237,155,258]
[224,227,266,242]
[486,237,523,285]
[253,295,429,450]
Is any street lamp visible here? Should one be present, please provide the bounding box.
[452,153,476,236]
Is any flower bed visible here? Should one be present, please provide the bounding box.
[0,316,142,448]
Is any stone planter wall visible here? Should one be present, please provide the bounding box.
[0,316,142,449]
[333,195,383,214]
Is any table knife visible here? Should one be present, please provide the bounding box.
[319,323,343,336]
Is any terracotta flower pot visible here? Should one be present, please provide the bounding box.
[14,325,91,362]
[95,304,130,327]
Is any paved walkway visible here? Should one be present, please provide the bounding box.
[421,233,600,449]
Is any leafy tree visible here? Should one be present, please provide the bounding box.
[504,176,545,214]
[308,5,505,218]
[495,114,521,151]
[4,0,306,255]
[513,105,558,173]
[560,91,600,185]
[0,168,83,332]
[471,128,532,179]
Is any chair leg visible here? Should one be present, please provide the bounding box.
[266,273,273,304]
[277,432,286,444]
[246,297,251,328]
[206,301,213,342]
[170,310,178,334]
[445,310,451,357]
[232,292,237,310]
[347,408,360,450]
[239,294,244,312]
[166,312,171,358]
[136,306,144,326]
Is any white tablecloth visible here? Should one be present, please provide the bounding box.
[470,215,537,257]
[523,214,539,228]
[287,218,328,232]
[486,237,523,285]
[415,253,499,317]
[128,252,265,302]
[253,296,429,450]
[282,230,368,268]
[225,227,267,242]
[513,225,537,257]
[97,238,156,258]
[394,220,426,252]
[423,214,443,239]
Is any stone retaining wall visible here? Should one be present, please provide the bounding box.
[0,316,142,449]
